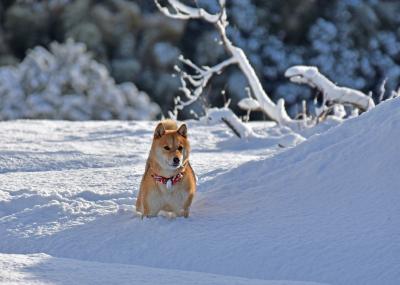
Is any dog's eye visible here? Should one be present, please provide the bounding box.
[164,146,170,150]
[178,146,183,151]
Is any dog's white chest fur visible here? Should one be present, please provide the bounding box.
[146,184,189,214]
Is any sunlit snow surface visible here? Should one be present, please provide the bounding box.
[1,99,400,284]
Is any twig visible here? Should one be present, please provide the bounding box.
[221,117,241,138]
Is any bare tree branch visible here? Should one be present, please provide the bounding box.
[171,55,237,117]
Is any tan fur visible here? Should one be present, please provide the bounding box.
[136,120,196,218]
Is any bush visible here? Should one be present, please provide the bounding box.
[0,40,160,120]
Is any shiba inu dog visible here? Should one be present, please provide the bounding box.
[136,120,196,218]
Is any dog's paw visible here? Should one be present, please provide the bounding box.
[180,209,190,218]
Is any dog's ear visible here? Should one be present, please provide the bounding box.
[177,123,187,137]
[154,122,166,138]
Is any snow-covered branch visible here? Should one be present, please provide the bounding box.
[285,66,375,112]
[230,46,292,124]
[238,97,261,112]
[154,0,223,22]
[201,107,255,138]
[155,0,293,126]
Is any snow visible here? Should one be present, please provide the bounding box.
[0,40,160,120]
[1,98,400,284]
[0,253,323,285]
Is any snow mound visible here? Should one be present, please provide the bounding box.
[0,99,399,284]
[0,253,326,285]
[193,98,400,284]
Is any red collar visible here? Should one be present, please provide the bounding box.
[152,172,184,188]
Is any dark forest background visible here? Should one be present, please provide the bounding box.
[0,0,399,119]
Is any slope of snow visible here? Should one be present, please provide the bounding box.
[1,98,400,284]
[1,253,326,285]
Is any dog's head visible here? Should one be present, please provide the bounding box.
[151,121,190,171]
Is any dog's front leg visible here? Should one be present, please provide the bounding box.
[142,190,163,218]
[182,193,194,218]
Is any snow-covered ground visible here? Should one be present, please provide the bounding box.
[1,253,327,285]
[0,98,399,285]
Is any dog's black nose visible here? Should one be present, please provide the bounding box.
[173,157,180,164]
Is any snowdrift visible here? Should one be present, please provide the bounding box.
[1,98,399,284]
[0,253,326,285]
